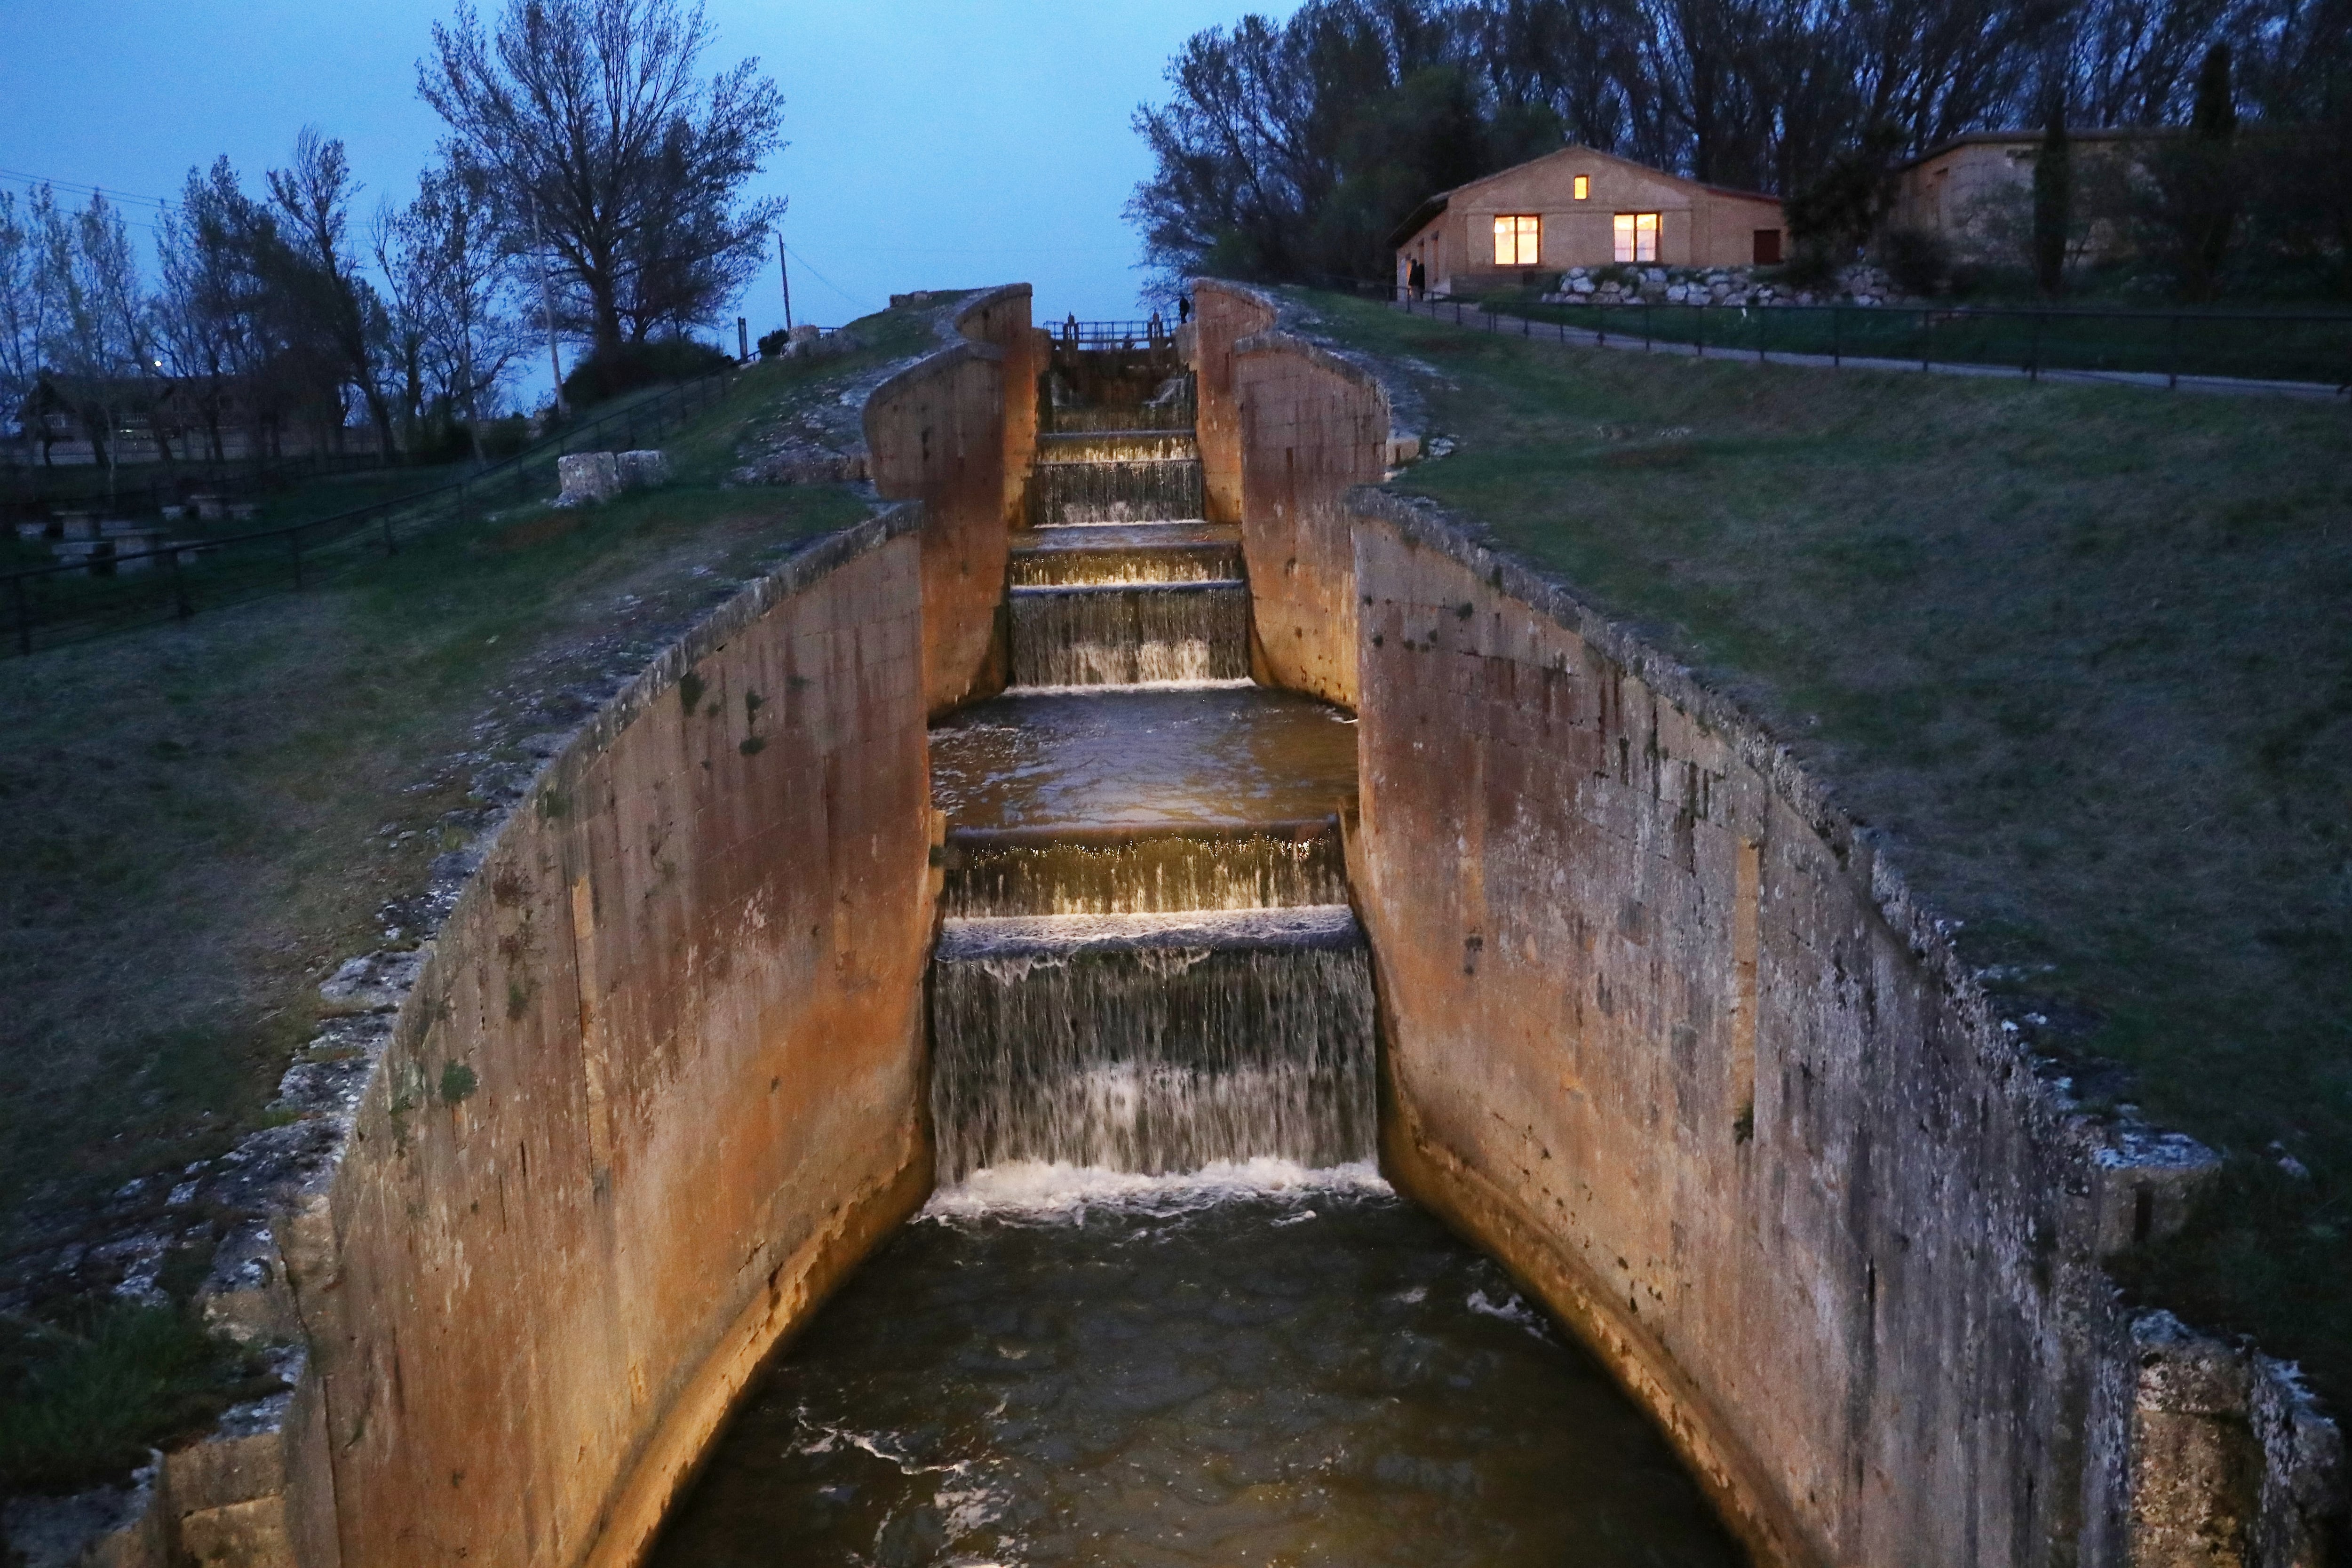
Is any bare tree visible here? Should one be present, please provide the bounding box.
[157,159,277,462]
[266,129,396,456]
[419,0,786,353]
[32,191,159,492]
[0,187,60,461]
[377,151,523,461]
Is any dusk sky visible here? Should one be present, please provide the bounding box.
[0,1,1260,373]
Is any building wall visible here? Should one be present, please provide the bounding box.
[1399,148,1784,295]
[281,512,939,1568]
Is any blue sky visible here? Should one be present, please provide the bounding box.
[0,1,1261,365]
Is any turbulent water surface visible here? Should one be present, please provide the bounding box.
[650,1167,1741,1568]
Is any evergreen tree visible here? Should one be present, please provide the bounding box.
[2032,98,2071,296]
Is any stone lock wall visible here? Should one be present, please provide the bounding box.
[1192,287,2343,1568]
[276,514,940,1568]
[867,287,1038,716]
[1194,281,1392,708]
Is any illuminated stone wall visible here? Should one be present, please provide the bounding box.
[867,288,1037,715]
[1192,280,1388,708]
[1191,286,2340,1566]
[1191,281,1275,526]
[281,514,938,1568]
[1340,493,2343,1568]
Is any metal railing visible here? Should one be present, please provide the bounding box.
[5,370,736,658]
[1052,319,1181,350]
[1389,292,2352,392]
[2,448,398,526]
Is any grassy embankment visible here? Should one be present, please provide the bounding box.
[1304,288,2352,1405]
[0,302,934,1494]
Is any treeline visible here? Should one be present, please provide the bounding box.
[1129,0,2352,293]
[0,0,781,471]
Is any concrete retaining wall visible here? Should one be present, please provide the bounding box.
[273,512,939,1568]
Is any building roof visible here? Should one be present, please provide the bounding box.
[1898,126,2160,172]
[1387,144,1780,250]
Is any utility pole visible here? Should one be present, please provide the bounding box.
[777,230,795,333]
[529,192,569,418]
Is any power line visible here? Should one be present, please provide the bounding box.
[0,167,175,211]
[781,243,875,316]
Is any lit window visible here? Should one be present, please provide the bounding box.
[1573,175,1589,200]
[1492,214,1541,267]
[1613,212,1659,263]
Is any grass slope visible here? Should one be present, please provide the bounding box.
[1304,288,2352,1404]
[0,305,931,1266]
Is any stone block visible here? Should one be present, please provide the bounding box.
[617,449,671,490]
[176,1496,295,1568]
[556,450,620,506]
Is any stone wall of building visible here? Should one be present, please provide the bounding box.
[277,513,938,1568]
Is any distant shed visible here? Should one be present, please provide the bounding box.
[1390,146,1787,297]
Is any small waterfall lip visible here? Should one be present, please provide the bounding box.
[1001,677,1258,697]
[1009,579,1247,598]
[921,1157,1391,1225]
[946,818,1336,851]
[1019,517,1218,535]
[936,905,1362,962]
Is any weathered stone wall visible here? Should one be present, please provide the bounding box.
[1190,282,1390,708]
[866,291,1031,715]
[1190,281,1276,526]
[1342,490,2343,1568]
[278,512,938,1568]
[948,284,1045,535]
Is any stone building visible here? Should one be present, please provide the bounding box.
[1890,128,2147,263]
[1389,146,1787,297]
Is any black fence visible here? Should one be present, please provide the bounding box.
[1053,319,1180,350]
[1391,293,2352,390]
[0,448,398,526]
[4,371,735,658]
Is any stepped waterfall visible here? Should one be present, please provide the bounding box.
[927,367,1376,1184]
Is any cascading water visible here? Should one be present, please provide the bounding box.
[648,321,1745,1568]
[1007,581,1250,686]
[929,907,1376,1180]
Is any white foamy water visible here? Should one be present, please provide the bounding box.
[1000,677,1258,697]
[922,1157,1391,1224]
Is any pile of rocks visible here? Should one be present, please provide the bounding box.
[1537,263,1911,309]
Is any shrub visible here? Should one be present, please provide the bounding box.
[475,414,532,460]
[560,337,733,410]
[1779,245,1841,292]
[757,327,790,359]
[1879,226,1954,296]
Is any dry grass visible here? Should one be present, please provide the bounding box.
[1305,288,2352,1404]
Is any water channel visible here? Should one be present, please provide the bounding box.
[646,335,1742,1567]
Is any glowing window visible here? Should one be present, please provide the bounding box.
[1492,214,1541,267]
[1613,211,1660,263]
[1573,174,1589,200]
